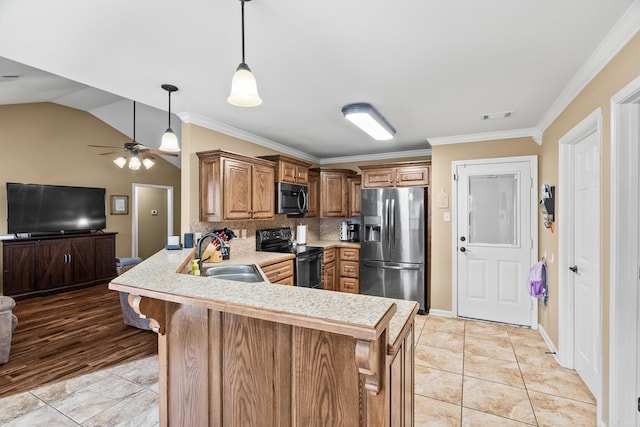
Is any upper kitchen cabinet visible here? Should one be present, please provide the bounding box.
[360,161,431,188]
[259,155,311,185]
[197,150,276,221]
[306,170,320,218]
[348,175,362,217]
[313,168,357,218]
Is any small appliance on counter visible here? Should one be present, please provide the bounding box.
[348,223,360,242]
[296,224,307,244]
[340,221,349,241]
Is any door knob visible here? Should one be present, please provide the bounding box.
[460,236,466,242]
[460,247,466,253]
[569,265,578,273]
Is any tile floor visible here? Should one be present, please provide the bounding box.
[0,315,596,426]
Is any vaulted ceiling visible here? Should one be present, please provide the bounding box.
[0,0,638,164]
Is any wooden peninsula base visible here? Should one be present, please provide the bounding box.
[110,248,417,426]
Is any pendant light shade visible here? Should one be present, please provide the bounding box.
[113,157,127,168]
[228,0,262,107]
[160,84,181,152]
[143,158,155,169]
[228,62,262,107]
[128,156,142,170]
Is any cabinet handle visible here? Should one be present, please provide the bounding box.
[68,254,72,264]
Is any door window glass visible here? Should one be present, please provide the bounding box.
[468,174,518,245]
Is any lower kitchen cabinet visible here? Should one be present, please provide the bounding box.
[322,248,336,291]
[260,258,294,285]
[2,233,117,299]
[338,247,359,294]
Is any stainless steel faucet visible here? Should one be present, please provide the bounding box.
[196,232,228,270]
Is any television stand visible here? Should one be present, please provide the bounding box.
[1,233,118,299]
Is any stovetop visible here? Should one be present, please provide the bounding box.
[256,227,323,256]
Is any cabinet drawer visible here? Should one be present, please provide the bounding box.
[323,248,336,264]
[339,260,359,278]
[340,247,359,262]
[260,259,294,284]
[339,277,359,294]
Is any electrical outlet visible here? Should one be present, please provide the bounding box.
[241,229,247,239]
[443,212,451,222]
[232,229,240,238]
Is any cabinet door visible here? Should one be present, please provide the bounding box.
[295,166,309,184]
[395,165,430,187]
[95,235,117,281]
[321,172,348,217]
[323,262,336,291]
[67,236,94,285]
[223,158,253,220]
[37,239,67,289]
[199,156,221,222]
[306,172,319,217]
[362,168,395,188]
[349,176,362,217]
[252,164,275,219]
[2,241,36,296]
[279,160,298,184]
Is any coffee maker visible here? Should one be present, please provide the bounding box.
[348,223,360,242]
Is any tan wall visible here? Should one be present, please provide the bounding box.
[538,32,640,421]
[137,186,169,259]
[430,138,541,310]
[0,102,181,293]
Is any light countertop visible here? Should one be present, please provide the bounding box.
[109,246,416,350]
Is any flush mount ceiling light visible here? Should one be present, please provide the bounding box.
[481,111,515,120]
[160,84,181,152]
[228,0,262,107]
[342,103,396,141]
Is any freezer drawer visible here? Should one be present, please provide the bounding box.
[360,261,426,313]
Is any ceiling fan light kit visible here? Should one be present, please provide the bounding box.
[160,84,181,152]
[228,0,262,107]
[342,103,396,141]
[113,157,127,168]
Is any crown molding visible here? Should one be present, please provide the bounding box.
[319,148,432,165]
[427,127,540,146]
[536,0,640,133]
[178,111,321,164]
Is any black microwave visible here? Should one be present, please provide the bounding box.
[276,182,308,215]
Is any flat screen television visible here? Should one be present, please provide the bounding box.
[7,183,107,235]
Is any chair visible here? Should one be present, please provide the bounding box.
[0,296,18,364]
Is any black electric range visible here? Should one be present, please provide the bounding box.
[256,227,324,288]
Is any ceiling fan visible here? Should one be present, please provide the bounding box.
[89,101,178,170]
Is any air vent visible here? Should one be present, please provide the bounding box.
[0,75,21,83]
[481,111,515,120]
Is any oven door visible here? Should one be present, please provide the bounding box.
[295,251,323,288]
[277,182,308,214]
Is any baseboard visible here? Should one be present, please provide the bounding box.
[537,324,560,365]
[426,309,453,318]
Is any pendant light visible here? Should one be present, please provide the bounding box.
[160,84,181,152]
[228,0,262,107]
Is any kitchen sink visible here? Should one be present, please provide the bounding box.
[203,264,264,283]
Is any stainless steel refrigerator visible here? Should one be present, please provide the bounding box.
[360,187,427,314]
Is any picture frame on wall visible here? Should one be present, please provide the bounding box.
[111,195,128,215]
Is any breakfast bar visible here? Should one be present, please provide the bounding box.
[109,248,418,426]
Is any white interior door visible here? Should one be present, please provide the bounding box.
[455,158,535,326]
[570,131,601,400]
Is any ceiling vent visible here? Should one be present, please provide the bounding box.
[0,75,20,83]
[481,111,515,120]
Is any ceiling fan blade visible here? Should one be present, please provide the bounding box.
[132,143,150,151]
[139,152,156,159]
[99,151,124,155]
[89,144,123,149]
[147,150,179,157]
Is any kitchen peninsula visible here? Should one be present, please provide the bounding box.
[109,248,417,426]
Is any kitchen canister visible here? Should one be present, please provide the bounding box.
[296,224,307,244]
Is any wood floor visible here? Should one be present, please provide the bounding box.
[0,284,157,397]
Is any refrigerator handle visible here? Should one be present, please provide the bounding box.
[384,198,390,249]
[390,198,396,249]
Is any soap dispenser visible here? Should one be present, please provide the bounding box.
[192,259,201,276]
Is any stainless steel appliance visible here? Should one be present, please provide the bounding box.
[360,187,428,314]
[340,221,349,241]
[256,227,323,288]
[348,223,360,242]
[276,183,308,215]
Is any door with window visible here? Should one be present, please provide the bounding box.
[455,158,536,326]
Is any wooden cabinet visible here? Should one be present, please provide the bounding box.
[260,258,294,285]
[313,168,357,218]
[349,175,361,217]
[338,247,359,294]
[360,161,430,188]
[306,170,320,218]
[2,233,117,299]
[259,155,311,185]
[198,150,276,222]
[322,247,336,291]
[388,323,415,426]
